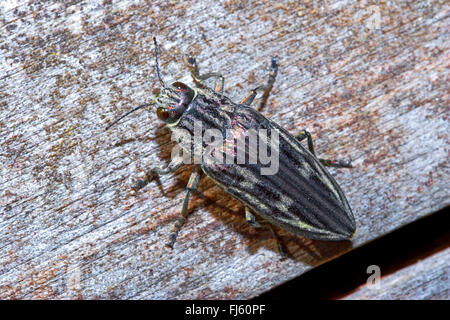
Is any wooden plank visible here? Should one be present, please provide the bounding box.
[342,248,449,300]
[0,0,448,299]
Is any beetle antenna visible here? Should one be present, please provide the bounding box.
[105,103,154,131]
[153,37,165,87]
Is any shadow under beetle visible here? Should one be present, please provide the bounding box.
[107,37,356,257]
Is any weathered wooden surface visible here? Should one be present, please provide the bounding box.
[0,1,448,299]
[343,247,449,300]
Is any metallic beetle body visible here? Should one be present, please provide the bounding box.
[108,39,356,250]
[159,85,356,241]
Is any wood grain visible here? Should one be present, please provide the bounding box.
[0,0,448,299]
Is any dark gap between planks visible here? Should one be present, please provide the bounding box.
[253,207,449,300]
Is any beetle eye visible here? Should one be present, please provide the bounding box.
[172,81,187,91]
[156,107,170,120]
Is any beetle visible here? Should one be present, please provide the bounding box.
[107,37,356,256]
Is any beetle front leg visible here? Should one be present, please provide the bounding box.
[296,130,352,168]
[245,207,287,258]
[185,56,225,94]
[240,57,278,111]
[131,154,185,191]
[167,166,202,249]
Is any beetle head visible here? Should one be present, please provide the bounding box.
[152,37,194,124]
[154,82,194,124]
[105,37,194,130]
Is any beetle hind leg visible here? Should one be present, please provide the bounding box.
[245,207,287,258]
[296,130,353,168]
[185,56,225,94]
[240,57,278,111]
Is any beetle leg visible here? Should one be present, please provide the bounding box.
[131,154,185,191]
[167,166,202,249]
[240,57,278,111]
[185,56,224,94]
[245,207,262,228]
[296,130,353,168]
[245,207,287,258]
[318,158,353,168]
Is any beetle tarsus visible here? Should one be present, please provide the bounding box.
[296,130,353,169]
[245,207,288,259]
[240,57,278,111]
[166,167,202,249]
[185,55,224,94]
